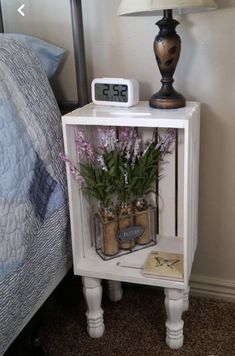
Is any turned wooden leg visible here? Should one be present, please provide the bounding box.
[164,288,184,350]
[183,286,190,312]
[107,280,123,302]
[82,277,105,338]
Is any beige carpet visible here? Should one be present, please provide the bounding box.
[38,276,235,356]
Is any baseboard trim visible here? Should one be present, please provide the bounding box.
[190,274,235,302]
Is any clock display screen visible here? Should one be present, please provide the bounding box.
[95,83,128,102]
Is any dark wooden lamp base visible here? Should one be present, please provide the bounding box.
[150,9,186,110]
[150,87,185,110]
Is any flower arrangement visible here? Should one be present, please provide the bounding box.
[60,126,174,256]
[60,126,174,208]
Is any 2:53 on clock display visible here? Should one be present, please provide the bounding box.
[91,78,139,107]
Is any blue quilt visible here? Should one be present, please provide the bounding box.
[0,37,71,355]
[0,39,65,281]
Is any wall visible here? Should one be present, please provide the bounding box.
[3,0,235,300]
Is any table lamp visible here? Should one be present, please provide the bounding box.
[118,0,217,109]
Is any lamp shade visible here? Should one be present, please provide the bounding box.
[117,0,217,16]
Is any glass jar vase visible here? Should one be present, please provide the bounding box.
[117,201,135,250]
[99,205,119,256]
[134,196,150,245]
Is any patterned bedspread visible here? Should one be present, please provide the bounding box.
[0,37,71,355]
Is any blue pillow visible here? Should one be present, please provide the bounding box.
[1,34,66,78]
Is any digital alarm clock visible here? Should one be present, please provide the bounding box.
[91,78,139,107]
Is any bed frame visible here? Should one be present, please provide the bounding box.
[0,1,3,33]
[0,0,88,107]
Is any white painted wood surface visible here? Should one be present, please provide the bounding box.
[64,101,198,128]
[107,280,123,302]
[62,101,200,349]
[82,277,105,338]
[164,288,184,349]
[158,128,176,237]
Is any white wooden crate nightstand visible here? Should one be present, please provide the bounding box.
[62,101,200,350]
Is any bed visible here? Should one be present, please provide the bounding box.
[0,1,88,354]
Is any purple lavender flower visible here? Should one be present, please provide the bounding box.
[76,129,86,157]
[97,127,117,153]
[118,127,137,152]
[131,137,141,167]
[133,138,141,158]
[125,141,132,160]
[119,127,137,142]
[97,155,108,171]
[59,153,85,185]
[156,129,175,154]
[76,129,95,161]
[86,142,95,161]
